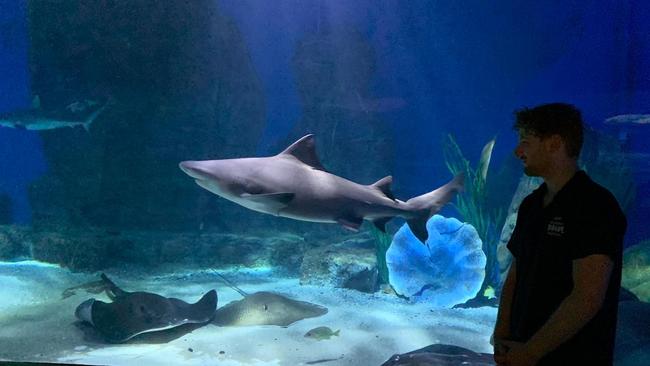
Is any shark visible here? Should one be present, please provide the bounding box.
[605,114,650,125]
[179,134,463,243]
[0,96,110,131]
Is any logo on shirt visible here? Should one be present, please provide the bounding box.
[547,216,565,237]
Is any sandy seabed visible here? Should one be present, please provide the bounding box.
[0,260,496,366]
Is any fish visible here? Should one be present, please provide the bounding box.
[212,291,327,327]
[61,278,113,300]
[0,96,110,131]
[604,114,650,125]
[304,326,340,340]
[74,273,217,343]
[483,286,496,300]
[179,134,463,243]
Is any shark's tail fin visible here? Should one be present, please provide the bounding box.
[82,98,113,132]
[405,173,464,243]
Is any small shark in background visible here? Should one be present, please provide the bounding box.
[179,134,463,243]
[605,114,650,125]
[0,96,111,131]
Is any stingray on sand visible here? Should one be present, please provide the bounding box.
[211,271,328,327]
[213,291,328,327]
[75,274,217,343]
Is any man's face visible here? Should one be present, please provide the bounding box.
[514,131,551,177]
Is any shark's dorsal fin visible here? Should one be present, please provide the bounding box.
[31,95,41,109]
[371,176,395,200]
[279,134,327,171]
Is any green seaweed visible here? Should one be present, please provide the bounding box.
[369,223,392,285]
[443,134,505,305]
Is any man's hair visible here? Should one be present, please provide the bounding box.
[514,103,584,158]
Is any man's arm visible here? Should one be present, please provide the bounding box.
[524,254,613,359]
[493,259,517,343]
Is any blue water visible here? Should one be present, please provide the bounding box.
[0,0,649,244]
[0,0,47,224]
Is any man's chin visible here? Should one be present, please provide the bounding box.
[523,167,540,177]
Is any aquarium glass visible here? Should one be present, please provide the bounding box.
[0,1,648,365]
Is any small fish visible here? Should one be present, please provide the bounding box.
[483,286,496,300]
[605,114,650,125]
[304,326,340,341]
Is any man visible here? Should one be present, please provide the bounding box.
[492,103,627,365]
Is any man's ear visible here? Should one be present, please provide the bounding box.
[547,134,564,154]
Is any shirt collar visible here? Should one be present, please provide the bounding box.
[531,170,588,206]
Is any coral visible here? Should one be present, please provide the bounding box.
[300,234,378,292]
[622,240,650,302]
[386,215,485,307]
[495,175,542,289]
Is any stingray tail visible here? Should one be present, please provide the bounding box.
[405,173,464,243]
[100,273,128,299]
[210,270,248,297]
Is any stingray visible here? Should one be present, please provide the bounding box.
[75,273,217,343]
[209,271,327,327]
[381,344,494,366]
[213,291,328,327]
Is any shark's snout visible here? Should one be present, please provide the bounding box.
[179,161,210,180]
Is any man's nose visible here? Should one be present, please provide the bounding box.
[513,145,524,159]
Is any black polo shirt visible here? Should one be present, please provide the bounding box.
[507,170,626,365]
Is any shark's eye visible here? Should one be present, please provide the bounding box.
[263,304,268,311]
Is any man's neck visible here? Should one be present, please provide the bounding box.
[543,163,578,198]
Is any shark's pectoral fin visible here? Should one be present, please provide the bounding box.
[407,216,429,244]
[337,216,363,232]
[240,192,295,212]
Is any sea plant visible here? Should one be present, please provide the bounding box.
[443,134,505,306]
[369,223,392,285]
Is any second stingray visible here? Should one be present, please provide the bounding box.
[211,272,327,327]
